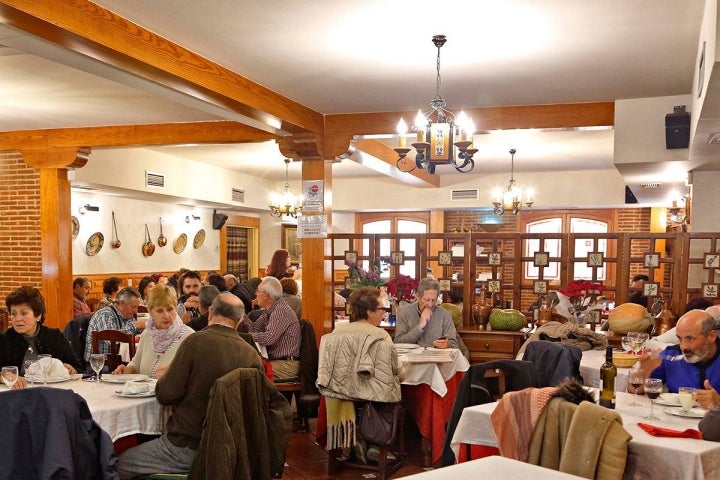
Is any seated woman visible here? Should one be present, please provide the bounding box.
[113,285,194,378]
[317,287,402,463]
[137,276,156,306]
[3,286,82,388]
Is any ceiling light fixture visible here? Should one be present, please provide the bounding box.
[269,158,302,218]
[394,35,476,174]
[492,148,534,215]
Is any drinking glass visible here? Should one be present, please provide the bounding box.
[1,366,18,389]
[23,360,36,387]
[89,354,105,388]
[37,354,51,385]
[621,336,634,354]
[678,387,697,413]
[628,368,645,406]
[644,378,663,420]
[631,333,649,356]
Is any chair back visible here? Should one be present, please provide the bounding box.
[63,315,92,372]
[522,340,583,387]
[441,359,538,466]
[86,297,101,312]
[298,318,319,394]
[91,329,136,371]
[0,387,116,477]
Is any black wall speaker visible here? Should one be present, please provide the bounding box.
[212,211,228,230]
[665,107,690,149]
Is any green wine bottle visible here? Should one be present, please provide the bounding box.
[599,345,617,409]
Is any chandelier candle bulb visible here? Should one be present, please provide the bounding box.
[397,119,408,148]
[414,110,426,142]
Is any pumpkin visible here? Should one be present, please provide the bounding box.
[489,308,527,331]
[608,303,654,334]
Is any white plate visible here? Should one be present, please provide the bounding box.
[664,407,705,418]
[114,390,155,398]
[393,343,420,349]
[101,374,149,384]
[656,393,681,406]
[25,375,72,384]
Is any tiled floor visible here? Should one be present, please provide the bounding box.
[282,418,430,479]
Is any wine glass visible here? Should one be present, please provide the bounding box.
[621,336,634,354]
[643,378,663,420]
[89,354,105,388]
[37,354,51,385]
[1,366,18,389]
[631,333,649,356]
[23,360,36,387]
[628,368,645,406]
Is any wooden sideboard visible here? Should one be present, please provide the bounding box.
[458,328,527,364]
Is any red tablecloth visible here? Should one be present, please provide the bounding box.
[402,370,464,466]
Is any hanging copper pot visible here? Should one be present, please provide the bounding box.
[158,217,167,247]
[142,224,155,257]
[111,211,122,249]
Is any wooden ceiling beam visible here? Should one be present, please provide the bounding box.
[354,139,440,187]
[0,0,323,135]
[0,121,275,150]
[325,102,614,158]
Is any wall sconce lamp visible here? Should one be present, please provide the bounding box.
[78,204,99,215]
[185,215,201,223]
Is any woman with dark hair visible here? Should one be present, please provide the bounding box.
[265,249,292,280]
[97,276,122,310]
[138,276,156,305]
[3,286,82,386]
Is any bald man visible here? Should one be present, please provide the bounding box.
[635,309,720,408]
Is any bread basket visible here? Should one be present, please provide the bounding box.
[613,352,639,368]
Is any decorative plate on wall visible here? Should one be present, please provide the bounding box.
[71,216,80,240]
[193,229,206,249]
[173,233,187,254]
[86,232,104,256]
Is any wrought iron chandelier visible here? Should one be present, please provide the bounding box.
[269,158,302,218]
[492,149,534,215]
[394,35,476,174]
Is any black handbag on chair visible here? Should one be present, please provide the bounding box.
[359,401,402,447]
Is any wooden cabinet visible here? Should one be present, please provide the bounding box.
[458,329,526,364]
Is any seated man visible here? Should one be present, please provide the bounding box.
[244,276,301,380]
[72,276,92,318]
[84,287,142,362]
[116,293,266,479]
[634,309,720,408]
[187,285,220,331]
[393,277,458,349]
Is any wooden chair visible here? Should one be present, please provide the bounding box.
[86,297,101,312]
[328,403,406,480]
[91,330,136,372]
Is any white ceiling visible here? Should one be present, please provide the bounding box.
[0,0,709,202]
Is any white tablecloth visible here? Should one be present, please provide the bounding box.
[399,348,470,397]
[580,348,631,392]
[450,391,720,480]
[399,455,585,479]
[43,377,168,441]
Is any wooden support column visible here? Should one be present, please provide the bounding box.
[22,147,89,328]
[284,134,333,339]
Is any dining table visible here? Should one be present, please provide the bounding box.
[13,375,168,443]
[399,455,586,479]
[449,391,720,480]
[397,347,470,467]
[579,348,631,392]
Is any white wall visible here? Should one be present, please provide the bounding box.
[72,191,222,274]
[614,95,692,165]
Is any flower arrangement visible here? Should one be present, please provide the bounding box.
[385,274,419,303]
[559,280,604,317]
[345,257,390,288]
